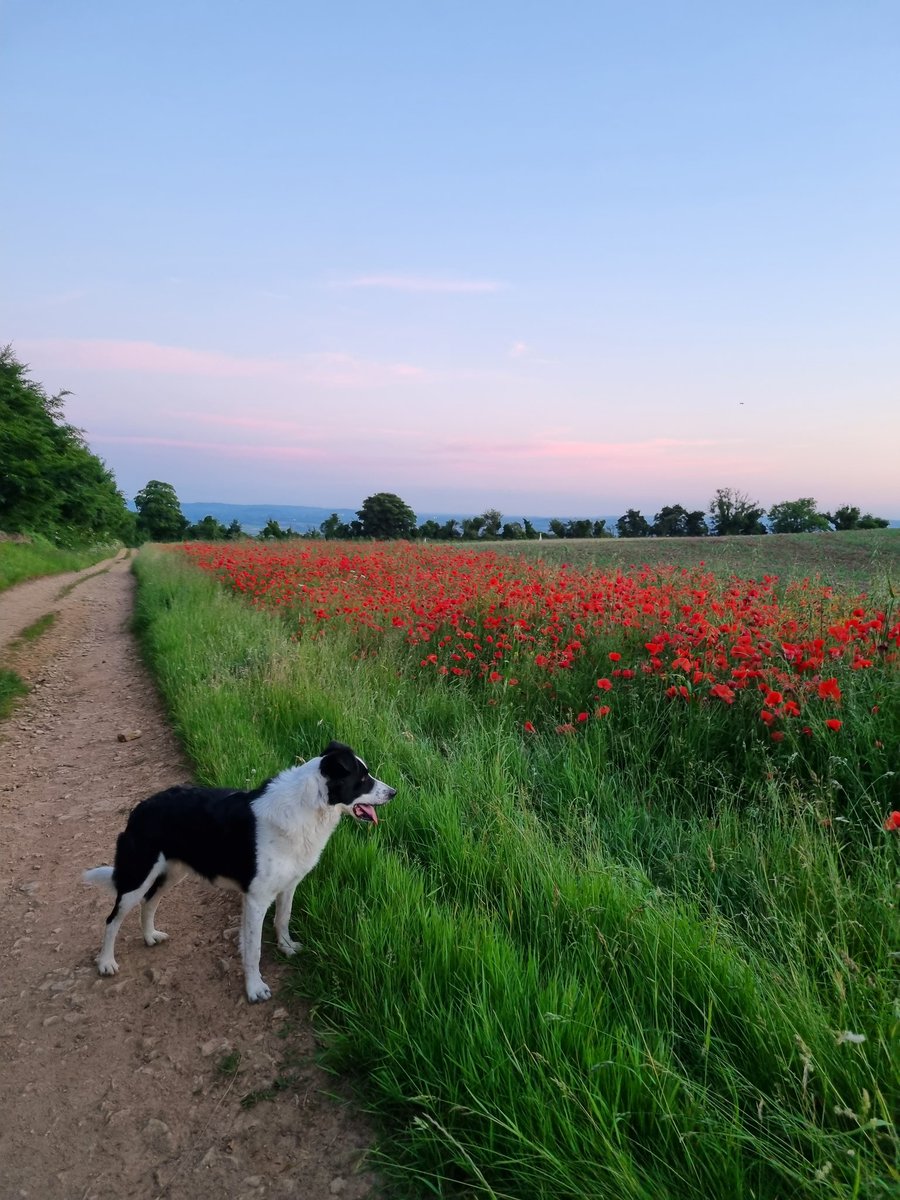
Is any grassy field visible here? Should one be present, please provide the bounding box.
[133,535,898,1199]
[0,536,118,593]
[524,529,900,597]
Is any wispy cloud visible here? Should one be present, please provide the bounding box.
[18,339,426,389]
[343,274,506,294]
[91,434,326,461]
[509,340,529,358]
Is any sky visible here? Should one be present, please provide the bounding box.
[3,1,899,518]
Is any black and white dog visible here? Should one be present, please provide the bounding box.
[84,741,395,1002]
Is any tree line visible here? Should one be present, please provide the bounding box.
[135,485,890,544]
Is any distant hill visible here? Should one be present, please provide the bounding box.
[180,502,622,536]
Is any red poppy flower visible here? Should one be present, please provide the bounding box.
[596,705,611,718]
[770,730,785,742]
[884,811,900,831]
[576,712,589,722]
[608,651,621,662]
[817,678,842,702]
[523,720,536,733]
[825,718,842,731]
[596,678,613,691]
[709,684,736,704]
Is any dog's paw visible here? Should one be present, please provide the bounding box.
[245,979,272,1003]
[144,930,169,946]
[277,936,301,957]
[97,957,119,977]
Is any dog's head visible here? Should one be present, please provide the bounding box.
[319,741,396,825]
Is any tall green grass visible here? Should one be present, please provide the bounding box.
[133,547,898,1199]
[0,536,118,593]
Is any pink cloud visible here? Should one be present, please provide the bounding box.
[18,339,426,388]
[92,434,326,461]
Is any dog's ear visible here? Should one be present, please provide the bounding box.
[320,741,357,779]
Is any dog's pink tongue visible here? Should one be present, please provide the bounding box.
[353,803,378,824]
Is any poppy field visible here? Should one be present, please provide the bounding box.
[135,536,899,1199]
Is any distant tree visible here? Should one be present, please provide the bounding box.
[650,505,708,538]
[417,519,442,540]
[767,497,830,534]
[616,509,651,538]
[684,510,709,537]
[592,519,613,539]
[226,519,244,540]
[357,493,417,539]
[134,480,189,542]
[708,488,767,536]
[568,518,594,539]
[260,518,292,539]
[480,508,503,538]
[438,518,460,539]
[320,512,350,539]
[523,518,538,539]
[827,504,890,531]
[857,512,891,529]
[501,521,526,539]
[461,516,486,540]
[186,514,229,540]
[548,518,567,539]
[1,345,131,543]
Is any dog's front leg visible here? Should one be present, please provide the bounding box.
[274,880,302,956]
[240,894,271,1002]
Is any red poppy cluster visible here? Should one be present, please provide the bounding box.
[180,542,898,744]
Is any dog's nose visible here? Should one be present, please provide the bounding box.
[386,788,397,800]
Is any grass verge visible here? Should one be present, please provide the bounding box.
[133,546,899,1199]
[0,536,118,593]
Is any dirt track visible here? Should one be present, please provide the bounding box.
[0,554,377,1200]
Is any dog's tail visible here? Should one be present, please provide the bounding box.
[83,865,116,891]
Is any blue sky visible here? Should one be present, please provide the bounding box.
[4,1,899,517]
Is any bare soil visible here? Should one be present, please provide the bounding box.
[0,554,378,1200]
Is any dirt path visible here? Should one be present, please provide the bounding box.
[0,555,377,1200]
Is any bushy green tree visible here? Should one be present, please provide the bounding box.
[134,481,189,542]
[651,505,709,537]
[480,508,503,538]
[827,504,890,531]
[320,512,353,539]
[461,516,485,540]
[186,514,229,540]
[357,493,417,539]
[708,488,767,536]
[767,497,830,534]
[259,517,299,539]
[0,345,131,543]
[616,509,651,538]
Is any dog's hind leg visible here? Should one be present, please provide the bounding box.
[96,854,166,976]
[274,880,302,956]
[240,892,272,1003]
[140,863,186,946]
